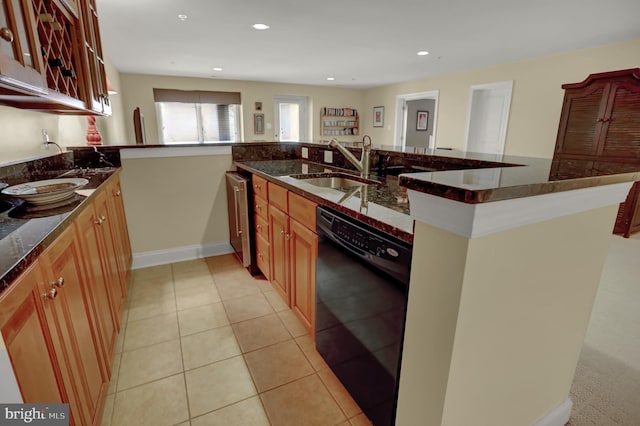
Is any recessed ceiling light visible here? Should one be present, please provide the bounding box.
[327,77,335,81]
[417,51,430,56]
[252,23,270,30]
[177,14,188,21]
[213,67,223,71]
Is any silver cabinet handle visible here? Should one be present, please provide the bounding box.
[95,216,106,225]
[42,288,58,300]
[51,277,64,288]
[233,187,241,237]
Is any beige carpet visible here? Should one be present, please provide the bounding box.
[567,234,640,425]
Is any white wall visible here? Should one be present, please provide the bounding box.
[0,56,127,165]
[361,38,640,158]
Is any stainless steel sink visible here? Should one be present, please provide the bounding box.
[292,173,379,189]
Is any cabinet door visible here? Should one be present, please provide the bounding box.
[0,0,46,90]
[555,84,608,156]
[289,219,317,336]
[96,187,126,318]
[268,205,290,304]
[79,0,109,113]
[0,262,62,405]
[74,197,118,360]
[39,226,108,426]
[109,177,132,282]
[598,82,640,159]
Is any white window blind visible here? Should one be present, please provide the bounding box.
[153,89,242,144]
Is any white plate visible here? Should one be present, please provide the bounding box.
[1,178,89,205]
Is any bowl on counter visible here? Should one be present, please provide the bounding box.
[1,178,89,206]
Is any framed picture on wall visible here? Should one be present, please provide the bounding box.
[417,111,429,131]
[373,106,384,127]
[254,113,264,134]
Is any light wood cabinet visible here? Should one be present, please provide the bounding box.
[289,218,317,334]
[0,262,63,405]
[0,172,132,425]
[268,203,290,303]
[253,175,270,279]
[39,225,109,425]
[260,180,317,336]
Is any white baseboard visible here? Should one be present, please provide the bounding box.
[532,399,572,426]
[131,241,234,269]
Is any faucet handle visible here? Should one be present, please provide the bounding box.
[362,135,372,150]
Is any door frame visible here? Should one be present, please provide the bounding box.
[395,90,439,149]
[463,80,513,155]
[273,95,309,141]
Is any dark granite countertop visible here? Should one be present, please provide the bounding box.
[0,166,119,294]
[234,160,415,243]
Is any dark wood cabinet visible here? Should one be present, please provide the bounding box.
[551,68,640,237]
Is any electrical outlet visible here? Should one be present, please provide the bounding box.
[301,147,308,159]
[301,163,309,174]
[42,129,50,149]
[324,150,333,163]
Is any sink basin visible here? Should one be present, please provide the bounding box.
[0,200,13,214]
[292,173,379,189]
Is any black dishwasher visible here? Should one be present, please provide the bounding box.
[315,206,412,426]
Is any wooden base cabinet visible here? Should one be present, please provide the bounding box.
[0,171,132,425]
[289,218,317,334]
[0,263,63,405]
[265,181,318,336]
[39,225,109,425]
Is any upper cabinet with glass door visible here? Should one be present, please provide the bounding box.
[0,0,110,115]
[0,0,47,93]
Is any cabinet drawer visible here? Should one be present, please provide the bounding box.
[256,234,270,280]
[253,175,268,200]
[255,214,269,240]
[289,192,317,231]
[268,182,288,213]
[255,195,268,220]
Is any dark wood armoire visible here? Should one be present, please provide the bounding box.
[550,68,640,237]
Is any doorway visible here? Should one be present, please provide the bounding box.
[395,90,439,150]
[464,81,513,155]
[274,96,308,141]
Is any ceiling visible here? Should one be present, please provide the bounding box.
[96,0,640,89]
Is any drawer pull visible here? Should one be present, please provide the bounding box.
[51,277,65,288]
[42,288,58,300]
[95,216,106,225]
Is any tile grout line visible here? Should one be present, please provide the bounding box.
[172,262,193,425]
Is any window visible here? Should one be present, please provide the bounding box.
[153,89,242,144]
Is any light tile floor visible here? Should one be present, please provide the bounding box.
[102,233,639,426]
[101,255,368,426]
[567,234,640,425]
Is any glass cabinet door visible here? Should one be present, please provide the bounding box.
[0,0,45,90]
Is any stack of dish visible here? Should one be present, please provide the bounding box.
[1,178,88,206]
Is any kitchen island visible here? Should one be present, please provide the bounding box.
[231,141,640,426]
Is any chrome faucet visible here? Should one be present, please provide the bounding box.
[329,135,372,179]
